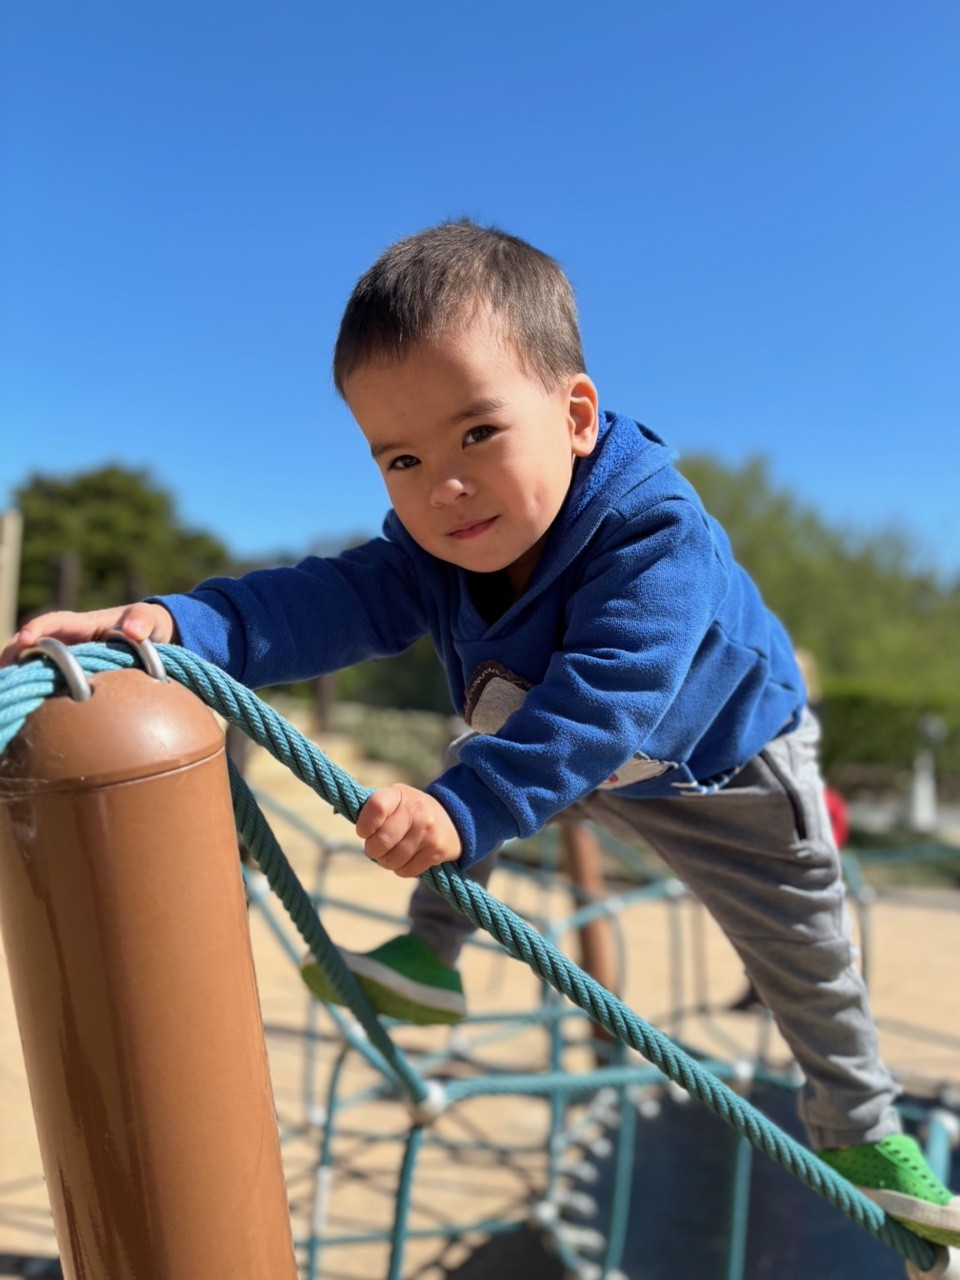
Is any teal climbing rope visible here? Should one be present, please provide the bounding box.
[0,642,941,1273]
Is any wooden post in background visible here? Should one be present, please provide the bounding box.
[313,672,337,733]
[54,548,80,611]
[0,667,298,1280]
[0,509,23,641]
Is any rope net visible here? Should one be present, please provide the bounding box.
[1,641,957,1279]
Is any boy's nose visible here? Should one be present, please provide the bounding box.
[430,475,473,506]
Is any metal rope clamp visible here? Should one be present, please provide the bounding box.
[17,637,94,702]
[105,629,168,683]
[17,632,168,702]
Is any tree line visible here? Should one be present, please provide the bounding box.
[10,461,959,781]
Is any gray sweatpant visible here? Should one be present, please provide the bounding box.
[409,709,901,1150]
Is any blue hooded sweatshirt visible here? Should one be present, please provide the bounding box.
[158,412,805,867]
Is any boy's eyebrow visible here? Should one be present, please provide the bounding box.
[369,398,508,460]
[450,397,507,423]
[370,440,401,460]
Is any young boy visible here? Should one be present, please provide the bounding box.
[4,220,958,1246]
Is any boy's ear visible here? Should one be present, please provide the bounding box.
[568,374,599,457]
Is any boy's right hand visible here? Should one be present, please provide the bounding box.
[0,603,177,668]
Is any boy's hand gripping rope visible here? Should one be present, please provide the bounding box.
[0,641,944,1273]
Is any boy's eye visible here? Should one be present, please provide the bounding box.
[463,424,498,446]
[388,454,420,472]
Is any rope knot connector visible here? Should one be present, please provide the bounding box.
[406,1078,448,1127]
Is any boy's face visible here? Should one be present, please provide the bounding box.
[343,315,598,594]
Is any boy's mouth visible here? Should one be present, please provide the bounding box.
[450,517,499,542]
[449,517,498,541]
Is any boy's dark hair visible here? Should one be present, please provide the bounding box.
[333,219,585,395]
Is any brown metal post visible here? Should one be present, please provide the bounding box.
[560,822,619,1060]
[0,668,298,1280]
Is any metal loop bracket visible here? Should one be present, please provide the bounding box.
[106,630,168,682]
[18,638,94,702]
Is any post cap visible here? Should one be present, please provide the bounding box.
[0,668,224,795]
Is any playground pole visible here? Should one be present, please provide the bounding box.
[0,667,298,1280]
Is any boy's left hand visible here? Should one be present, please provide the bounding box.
[356,784,463,878]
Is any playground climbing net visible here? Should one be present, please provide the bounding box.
[1,637,959,1280]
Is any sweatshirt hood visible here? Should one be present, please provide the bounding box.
[514,411,676,598]
[563,411,677,530]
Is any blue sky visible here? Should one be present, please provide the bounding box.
[2,2,958,578]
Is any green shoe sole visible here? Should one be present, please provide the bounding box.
[355,972,465,1025]
[300,955,466,1026]
[862,1191,960,1250]
[900,1221,960,1249]
[299,958,345,1008]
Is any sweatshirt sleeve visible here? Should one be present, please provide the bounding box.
[154,534,428,688]
[427,499,729,866]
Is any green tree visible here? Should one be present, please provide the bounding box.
[337,635,451,714]
[15,465,231,619]
[338,453,960,718]
[679,453,960,700]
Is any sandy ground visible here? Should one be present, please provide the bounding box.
[2,714,959,1278]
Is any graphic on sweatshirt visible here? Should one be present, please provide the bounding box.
[463,661,676,789]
